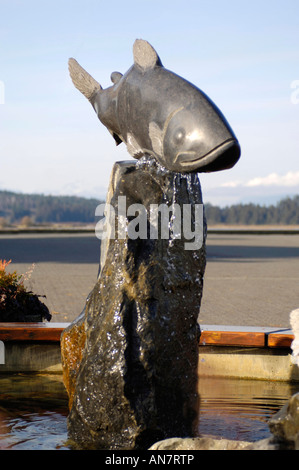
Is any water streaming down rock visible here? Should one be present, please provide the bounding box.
[62,159,207,450]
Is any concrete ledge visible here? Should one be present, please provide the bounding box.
[0,323,296,381]
[198,346,299,382]
[0,342,63,373]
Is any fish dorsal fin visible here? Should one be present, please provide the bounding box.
[68,58,102,100]
[110,71,123,84]
[133,39,163,70]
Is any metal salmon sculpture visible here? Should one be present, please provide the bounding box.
[68,39,240,173]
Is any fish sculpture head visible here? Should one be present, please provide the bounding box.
[69,39,240,174]
[150,103,240,173]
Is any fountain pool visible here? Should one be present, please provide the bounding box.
[0,374,298,450]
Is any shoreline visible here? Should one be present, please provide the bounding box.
[1,223,299,234]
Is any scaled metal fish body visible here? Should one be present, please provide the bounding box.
[69,40,240,173]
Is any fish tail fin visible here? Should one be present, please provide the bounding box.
[68,58,102,100]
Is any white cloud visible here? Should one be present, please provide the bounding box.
[220,180,243,188]
[200,171,299,207]
[245,171,299,188]
[220,171,299,190]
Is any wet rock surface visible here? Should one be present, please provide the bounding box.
[62,159,206,450]
[242,392,299,450]
[61,309,86,410]
[267,392,299,449]
[149,436,250,450]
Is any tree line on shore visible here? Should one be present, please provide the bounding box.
[0,190,298,226]
[0,190,104,226]
[204,195,299,225]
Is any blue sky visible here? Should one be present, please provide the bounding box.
[0,0,299,206]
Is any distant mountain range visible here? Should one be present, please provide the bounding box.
[0,190,298,225]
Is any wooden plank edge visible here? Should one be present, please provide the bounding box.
[199,330,266,347]
[0,322,69,342]
[267,333,294,348]
[0,323,294,348]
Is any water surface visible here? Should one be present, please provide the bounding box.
[0,374,298,449]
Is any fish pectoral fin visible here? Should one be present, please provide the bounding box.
[149,122,163,157]
[68,58,102,100]
[126,133,144,158]
[113,132,123,145]
[110,72,123,84]
[133,39,163,70]
[107,129,123,145]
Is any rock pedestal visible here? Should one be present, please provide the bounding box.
[61,159,207,450]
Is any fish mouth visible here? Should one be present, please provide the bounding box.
[175,139,241,172]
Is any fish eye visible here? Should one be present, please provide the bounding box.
[174,128,185,145]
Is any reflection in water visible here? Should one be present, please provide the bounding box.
[0,409,68,450]
[0,374,298,449]
[0,374,70,450]
[197,377,299,442]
